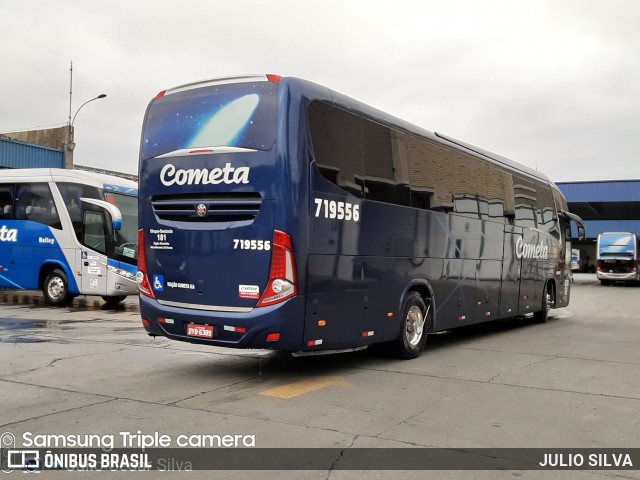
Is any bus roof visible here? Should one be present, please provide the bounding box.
[0,168,138,193]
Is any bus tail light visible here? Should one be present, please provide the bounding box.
[257,230,297,307]
[136,229,155,299]
[153,90,166,102]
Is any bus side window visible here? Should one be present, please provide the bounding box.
[82,210,107,255]
[487,168,515,222]
[0,184,14,219]
[362,120,411,207]
[562,216,572,264]
[14,183,62,229]
[513,175,538,229]
[308,101,365,198]
[57,182,101,239]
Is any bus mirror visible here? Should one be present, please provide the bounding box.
[80,198,122,231]
[562,211,586,243]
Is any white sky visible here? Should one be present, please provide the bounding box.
[1,0,638,182]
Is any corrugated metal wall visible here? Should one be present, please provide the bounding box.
[558,180,640,203]
[0,139,64,169]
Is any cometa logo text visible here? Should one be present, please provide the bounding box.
[516,237,549,260]
[160,163,250,186]
[0,225,18,242]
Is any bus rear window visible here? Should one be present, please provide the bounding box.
[142,81,277,160]
[599,233,635,255]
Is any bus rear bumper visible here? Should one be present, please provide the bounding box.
[139,295,305,351]
[596,271,639,281]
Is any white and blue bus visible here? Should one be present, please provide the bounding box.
[596,232,640,285]
[137,75,585,358]
[0,168,138,306]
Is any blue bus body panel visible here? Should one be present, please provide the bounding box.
[0,221,79,293]
[139,149,277,309]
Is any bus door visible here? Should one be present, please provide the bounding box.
[77,208,110,295]
[500,224,523,317]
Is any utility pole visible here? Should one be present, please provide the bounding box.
[64,60,74,169]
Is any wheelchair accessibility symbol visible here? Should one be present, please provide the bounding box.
[153,275,164,292]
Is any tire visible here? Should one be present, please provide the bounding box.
[600,280,611,286]
[393,292,431,359]
[102,295,126,306]
[533,282,554,324]
[43,269,73,306]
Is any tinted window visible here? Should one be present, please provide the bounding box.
[513,176,559,236]
[104,193,138,261]
[15,183,61,229]
[537,183,558,238]
[308,101,410,205]
[308,102,365,198]
[57,183,102,239]
[82,210,107,255]
[513,175,538,229]
[363,122,410,206]
[487,167,515,220]
[309,102,519,217]
[0,184,14,219]
[599,233,636,256]
[405,136,488,217]
[142,81,277,160]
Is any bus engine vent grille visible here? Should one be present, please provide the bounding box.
[151,193,262,223]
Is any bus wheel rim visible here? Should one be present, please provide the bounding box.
[48,277,65,300]
[405,305,425,346]
[545,291,552,313]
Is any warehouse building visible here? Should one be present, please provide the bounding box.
[0,130,137,181]
[0,134,64,169]
[558,180,640,272]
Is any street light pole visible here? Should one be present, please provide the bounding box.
[63,60,108,169]
[64,92,107,169]
[71,94,108,128]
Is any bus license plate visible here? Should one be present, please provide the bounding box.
[186,324,214,339]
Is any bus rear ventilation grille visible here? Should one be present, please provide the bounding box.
[151,193,262,223]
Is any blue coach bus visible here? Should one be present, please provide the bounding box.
[0,169,138,306]
[137,75,585,358]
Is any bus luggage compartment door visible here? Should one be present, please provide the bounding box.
[79,250,108,294]
[501,227,522,317]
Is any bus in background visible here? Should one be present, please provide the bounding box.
[0,169,138,306]
[596,232,640,285]
[137,75,585,359]
[571,249,581,271]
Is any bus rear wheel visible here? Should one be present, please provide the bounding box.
[533,282,554,324]
[393,292,431,359]
[43,269,73,307]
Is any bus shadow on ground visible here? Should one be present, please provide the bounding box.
[190,315,547,380]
